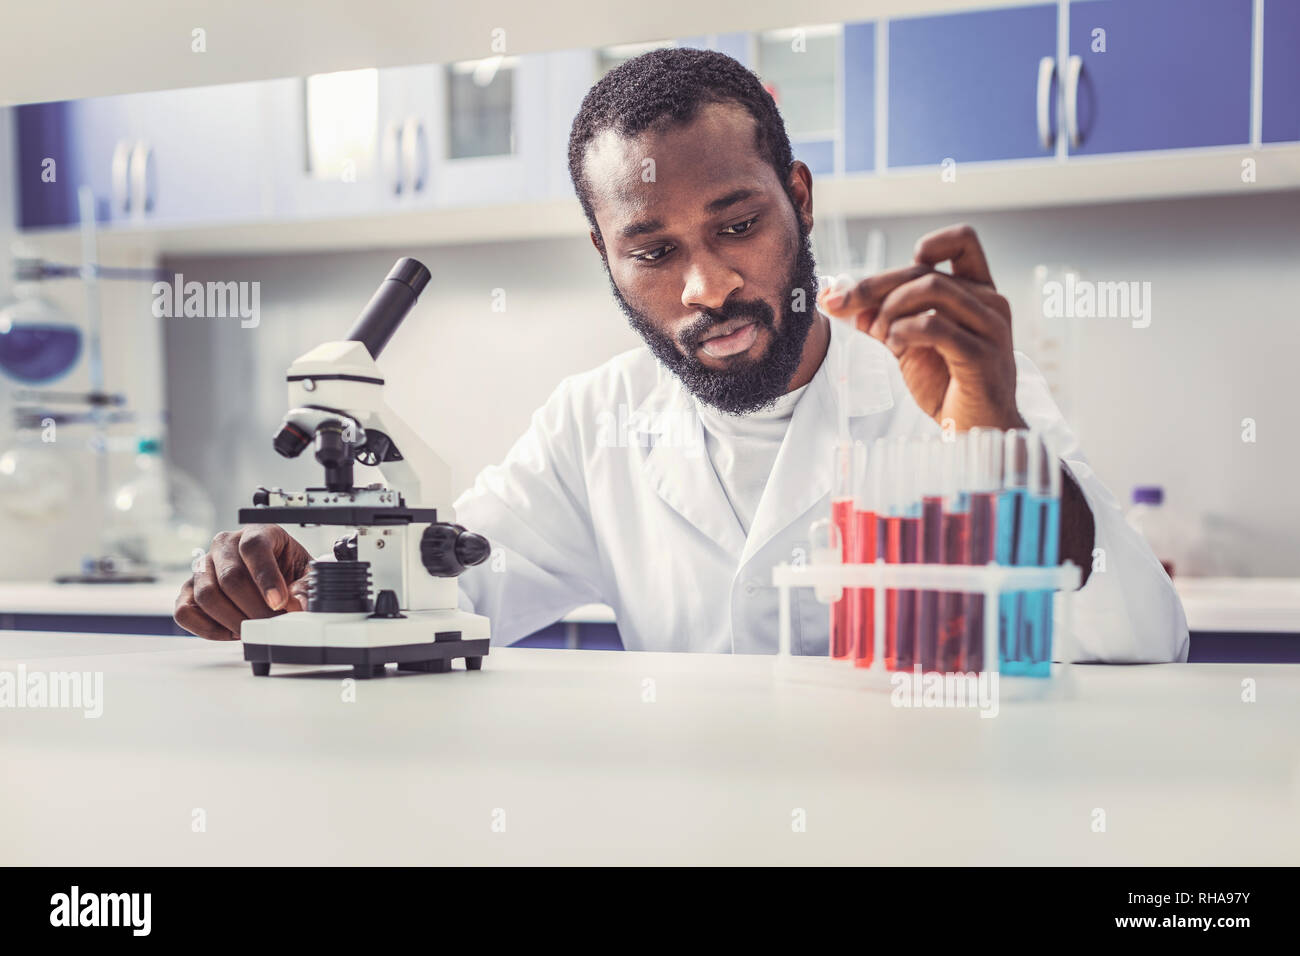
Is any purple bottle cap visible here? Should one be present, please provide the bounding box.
[1132,486,1164,505]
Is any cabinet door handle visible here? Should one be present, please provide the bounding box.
[1036,56,1057,151]
[128,141,155,216]
[403,116,428,192]
[1064,54,1084,149]
[387,121,405,195]
[111,140,132,215]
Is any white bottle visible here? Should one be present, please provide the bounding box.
[1126,486,1182,579]
[104,438,215,572]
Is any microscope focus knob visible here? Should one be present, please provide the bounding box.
[455,530,491,568]
[420,523,491,577]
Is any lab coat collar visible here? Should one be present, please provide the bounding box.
[634,362,746,555]
[632,316,896,562]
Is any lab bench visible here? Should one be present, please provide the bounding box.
[2,578,1297,660]
[1,630,1296,865]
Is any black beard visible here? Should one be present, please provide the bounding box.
[607,223,819,416]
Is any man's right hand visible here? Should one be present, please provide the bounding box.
[174,524,312,641]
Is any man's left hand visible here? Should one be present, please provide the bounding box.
[817,223,1027,432]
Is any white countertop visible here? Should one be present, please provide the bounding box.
[2,577,1298,633]
[1,631,1297,865]
[1169,577,1300,633]
[0,578,617,625]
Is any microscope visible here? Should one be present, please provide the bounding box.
[239,257,492,679]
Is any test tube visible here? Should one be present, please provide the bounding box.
[963,428,1003,672]
[809,517,843,606]
[997,430,1031,674]
[936,434,971,673]
[829,439,855,660]
[916,435,944,672]
[1022,433,1061,677]
[850,440,883,668]
[884,437,920,671]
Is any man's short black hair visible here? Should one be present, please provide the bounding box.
[567,47,796,239]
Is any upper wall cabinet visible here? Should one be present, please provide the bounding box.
[1066,0,1253,155]
[16,83,270,228]
[753,26,842,176]
[264,67,423,220]
[888,5,1058,167]
[1262,0,1300,143]
[116,83,271,224]
[427,53,552,207]
[11,1,1299,245]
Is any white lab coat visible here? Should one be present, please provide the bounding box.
[454,315,1189,661]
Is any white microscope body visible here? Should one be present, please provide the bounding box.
[239,258,491,678]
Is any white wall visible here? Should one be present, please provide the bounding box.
[159,188,1300,578]
[160,234,640,561]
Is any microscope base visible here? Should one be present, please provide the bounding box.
[243,637,490,678]
[241,609,491,678]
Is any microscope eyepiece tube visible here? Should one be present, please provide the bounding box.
[345,257,432,359]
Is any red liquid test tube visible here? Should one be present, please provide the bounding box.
[851,440,883,667]
[829,440,855,660]
[915,436,944,673]
[829,497,854,659]
[936,434,970,673]
[884,437,919,671]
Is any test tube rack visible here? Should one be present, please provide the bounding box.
[770,560,1081,692]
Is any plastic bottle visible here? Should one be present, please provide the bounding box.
[104,438,216,573]
[1126,486,1180,579]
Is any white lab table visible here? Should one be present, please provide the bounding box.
[1,631,1297,865]
[1173,578,1300,633]
[0,578,615,633]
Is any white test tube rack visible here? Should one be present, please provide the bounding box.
[771,560,1081,687]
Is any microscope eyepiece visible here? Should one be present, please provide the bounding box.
[345,257,431,359]
[272,421,312,458]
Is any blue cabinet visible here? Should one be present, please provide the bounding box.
[16,97,136,227]
[1262,0,1300,143]
[888,5,1058,167]
[14,102,83,228]
[14,84,270,228]
[1066,0,1253,154]
[843,22,876,173]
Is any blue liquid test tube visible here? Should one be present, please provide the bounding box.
[996,430,1031,675]
[1022,434,1062,677]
